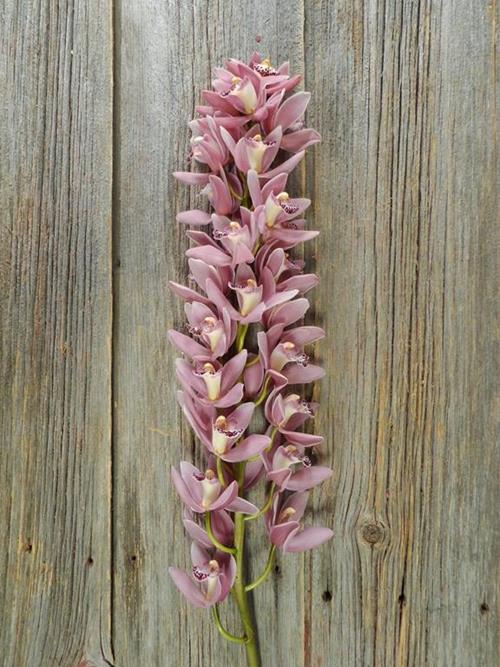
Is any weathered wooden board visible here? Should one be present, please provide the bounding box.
[0,0,114,665]
[1,0,497,665]
[112,1,307,665]
[305,0,499,665]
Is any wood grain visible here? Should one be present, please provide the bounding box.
[0,0,113,665]
[1,0,497,665]
[112,1,307,664]
[305,0,499,665]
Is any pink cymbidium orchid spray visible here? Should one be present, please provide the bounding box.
[168,52,333,666]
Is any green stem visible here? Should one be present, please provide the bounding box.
[245,545,276,592]
[244,483,276,522]
[245,354,261,368]
[254,375,271,407]
[235,323,249,352]
[232,463,261,666]
[204,512,236,554]
[266,425,278,451]
[216,456,226,487]
[211,605,247,644]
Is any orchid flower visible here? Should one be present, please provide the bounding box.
[264,391,324,446]
[265,492,333,552]
[169,542,236,608]
[265,444,332,491]
[167,53,332,666]
[175,351,247,407]
[171,461,258,514]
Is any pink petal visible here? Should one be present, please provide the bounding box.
[243,358,265,397]
[202,90,239,115]
[220,349,247,392]
[168,330,209,359]
[267,73,302,95]
[171,466,201,511]
[265,289,299,310]
[205,279,240,320]
[173,171,210,186]
[176,210,211,225]
[186,229,219,248]
[275,92,311,132]
[269,521,300,546]
[280,430,324,447]
[234,138,251,172]
[266,298,310,327]
[244,459,265,490]
[283,527,334,553]
[226,496,259,514]
[286,466,333,491]
[219,126,237,154]
[271,229,319,246]
[283,363,325,384]
[278,274,319,293]
[210,480,239,511]
[280,128,321,153]
[175,358,206,395]
[182,517,213,549]
[186,245,232,266]
[188,258,228,293]
[209,175,233,215]
[169,281,211,306]
[229,402,255,430]
[169,567,207,607]
[241,302,266,324]
[211,510,234,545]
[259,151,305,180]
[221,434,271,462]
[268,468,292,489]
[190,541,210,567]
[282,491,310,522]
[285,326,325,346]
[219,556,237,600]
[261,173,288,201]
[247,170,262,207]
[214,383,244,408]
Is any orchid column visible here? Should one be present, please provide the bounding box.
[168,53,333,667]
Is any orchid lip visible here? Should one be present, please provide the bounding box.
[213,221,240,237]
[278,507,297,523]
[214,416,244,439]
[281,394,313,423]
[195,362,222,400]
[280,201,299,214]
[192,565,210,581]
[253,58,278,76]
[271,341,310,371]
[201,470,220,508]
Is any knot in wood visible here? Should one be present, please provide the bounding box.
[361,522,384,544]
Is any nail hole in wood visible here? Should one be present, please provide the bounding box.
[130,555,137,562]
[87,556,94,566]
[274,565,281,575]
[322,590,332,602]
[398,593,406,607]
[480,602,489,615]
[24,543,33,553]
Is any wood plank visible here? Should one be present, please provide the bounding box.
[305,0,498,665]
[0,1,113,665]
[112,1,307,664]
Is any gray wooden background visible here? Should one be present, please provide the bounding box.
[1,1,498,665]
